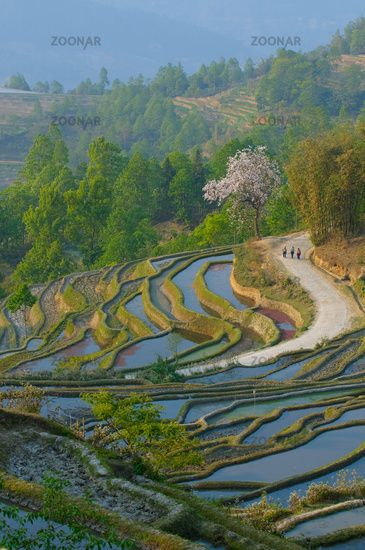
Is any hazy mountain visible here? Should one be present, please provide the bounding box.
[0,0,244,88]
[0,0,364,88]
[98,0,365,46]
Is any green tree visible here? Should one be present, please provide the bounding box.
[24,167,74,243]
[7,284,36,335]
[32,80,50,93]
[99,66,109,91]
[151,63,188,96]
[20,135,54,185]
[83,392,202,474]
[66,138,125,265]
[101,206,158,264]
[50,80,64,94]
[261,185,298,235]
[286,127,365,243]
[4,73,30,90]
[13,239,75,284]
[0,182,34,257]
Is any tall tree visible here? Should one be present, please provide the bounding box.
[203,146,281,239]
[286,127,365,244]
[66,138,125,265]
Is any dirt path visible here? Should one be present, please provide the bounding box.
[182,233,360,374]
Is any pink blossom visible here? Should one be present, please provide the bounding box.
[203,146,281,210]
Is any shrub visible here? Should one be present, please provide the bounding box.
[305,471,365,504]
[288,491,304,513]
[142,357,184,383]
[243,493,289,533]
[0,384,44,414]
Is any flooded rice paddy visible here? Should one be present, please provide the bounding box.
[198,425,365,483]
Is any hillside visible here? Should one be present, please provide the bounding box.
[0,244,306,377]
[1,46,365,185]
[173,87,258,127]
[334,54,365,70]
[1,237,365,548]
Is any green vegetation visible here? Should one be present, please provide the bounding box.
[1,15,365,549]
[286,126,365,244]
[233,242,313,328]
[83,392,203,475]
[7,284,37,334]
[62,283,87,312]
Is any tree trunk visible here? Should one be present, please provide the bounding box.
[254,209,261,240]
[23,306,27,338]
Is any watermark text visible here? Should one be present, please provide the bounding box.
[51,36,101,49]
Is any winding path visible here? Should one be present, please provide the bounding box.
[181,233,359,374]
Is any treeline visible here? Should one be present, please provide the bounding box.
[5,58,254,98]
[256,48,365,116]
[0,128,298,286]
[0,127,210,283]
[329,17,365,56]
[4,18,365,166]
[1,120,364,289]
[286,125,365,244]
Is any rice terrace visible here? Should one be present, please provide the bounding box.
[1,2,365,549]
[1,226,365,548]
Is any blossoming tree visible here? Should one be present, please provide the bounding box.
[203,146,281,239]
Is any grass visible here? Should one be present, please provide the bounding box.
[141,278,172,331]
[62,283,87,312]
[233,242,314,329]
[116,292,154,338]
[193,260,279,346]
[126,260,156,281]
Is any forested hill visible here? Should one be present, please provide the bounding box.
[1,16,365,186]
[0,17,365,295]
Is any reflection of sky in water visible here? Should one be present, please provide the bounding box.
[315,406,365,429]
[114,332,196,370]
[243,405,326,443]
[188,362,279,384]
[0,337,43,358]
[197,425,365,483]
[264,352,327,381]
[184,398,236,423]
[343,356,365,376]
[287,506,365,539]
[0,503,122,547]
[204,262,249,310]
[41,396,90,418]
[14,332,101,373]
[153,398,188,419]
[125,293,159,333]
[241,455,365,507]
[172,254,234,315]
[208,388,357,424]
[149,259,188,320]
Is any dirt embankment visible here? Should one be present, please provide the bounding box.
[312,237,365,283]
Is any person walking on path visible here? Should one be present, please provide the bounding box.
[283,246,287,258]
[290,245,295,259]
[297,247,301,260]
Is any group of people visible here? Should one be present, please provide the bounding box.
[283,245,301,260]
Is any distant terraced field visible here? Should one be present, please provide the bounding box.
[173,87,258,127]
[334,54,365,70]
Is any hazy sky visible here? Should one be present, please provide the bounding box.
[0,0,364,87]
[93,0,365,46]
